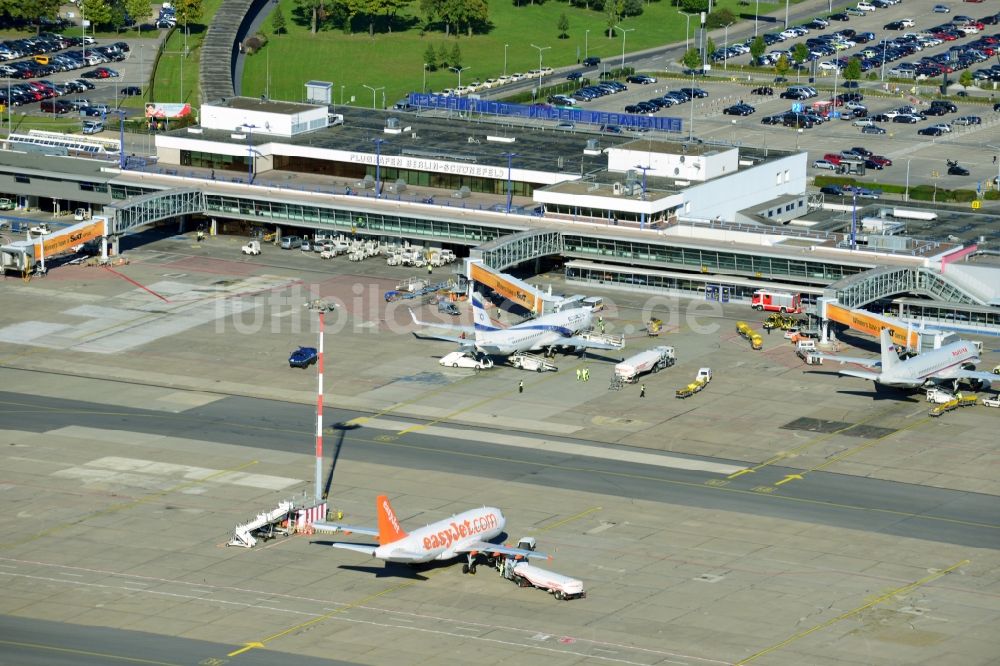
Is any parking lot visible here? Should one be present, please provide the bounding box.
[0,24,166,127]
[557,0,1000,194]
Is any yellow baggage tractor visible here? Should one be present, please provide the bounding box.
[646,318,663,336]
[750,334,763,350]
[736,321,752,338]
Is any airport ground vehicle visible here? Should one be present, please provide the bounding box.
[288,346,318,368]
[614,346,675,383]
[437,300,460,316]
[982,396,1000,408]
[676,368,712,398]
[751,289,802,313]
[497,555,585,600]
[439,351,492,370]
[242,240,261,255]
[280,235,302,249]
[509,352,557,372]
[0,197,13,210]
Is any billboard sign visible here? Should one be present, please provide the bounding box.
[145,102,192,119]
[33,218,107,259]
[408,93,683,133]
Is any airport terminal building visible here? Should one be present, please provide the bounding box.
[1,96,999,335]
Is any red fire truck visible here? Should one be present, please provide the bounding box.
[751,290,802,314]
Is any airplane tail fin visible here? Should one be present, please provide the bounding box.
[376,495,408,545]
[879,328,899,372]
[471,291,503,332]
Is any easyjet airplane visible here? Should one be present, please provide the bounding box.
[312,495,548,574]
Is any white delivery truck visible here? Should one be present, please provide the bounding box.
[614,346,675,383]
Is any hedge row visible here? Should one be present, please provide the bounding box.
[813,175,997,203]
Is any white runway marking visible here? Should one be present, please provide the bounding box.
[357,417,743,475]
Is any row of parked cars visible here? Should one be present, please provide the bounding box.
[623,87,708,115]
[0,36,129,82]
[813,146,892,172]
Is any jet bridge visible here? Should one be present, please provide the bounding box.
[0,216,109,274]
[466,258,560,315]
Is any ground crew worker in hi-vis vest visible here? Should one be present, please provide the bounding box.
[518,380,524,394]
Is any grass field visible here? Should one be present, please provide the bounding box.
[240,0,767,106]
[149,0,225,105]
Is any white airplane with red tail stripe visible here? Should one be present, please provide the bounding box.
[312,495,548,574]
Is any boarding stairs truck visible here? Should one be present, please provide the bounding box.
[577,331,625,350]
[509,352,558,372]
[614,346,675,384]
[228,500,294,548]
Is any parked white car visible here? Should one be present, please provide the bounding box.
[857,2,877,12]
[439,351,493,371]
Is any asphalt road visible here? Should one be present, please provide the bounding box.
[0,615,347,666]
[3,388,998,550]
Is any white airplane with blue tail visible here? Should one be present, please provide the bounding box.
[410,291,623,356]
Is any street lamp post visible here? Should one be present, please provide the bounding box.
[880,41,888,82]
[449,65,470,91]
[423,63,428,93]
[362,84,384,109]
[785,0,790,27]
[635,164,650,229]
[905,159,911,201]
[614,25,634,68]
[372,138,385,199]
[755,0,760,37]
[240,123,257,183]
[529,44,550,87]
[724,22,734,71]
[585,30,590,60]
[504,43,509,77]
[677,12,691,52]
[502,152,517,213]
[108,110,126,170]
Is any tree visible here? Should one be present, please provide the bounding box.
[706,37,715,58]
[450,41,461,68]
[295,0,328,34]
[844,57,861,81]
[173,0,203,26]
[681,47,700,70]
[422,0,488,36]
[705,8,736,30]
[80,0,114,29]
[605,0,622,37]
[680,0,707,11]
[774,54,790,77]
[124,0,152,31]
[341,0,413,36]
[4,0,63,32]
[749,35,765,64]
[423,44,438,70]
[621,0,642,17]
[271,4,287,34]
[959,69,973,89]
[792,42,809,67]
[557,13,569,39]
[437,43,449,68]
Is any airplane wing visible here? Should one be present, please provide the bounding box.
[838,369,883,382]
[409,309,475,335]
[330,542,378,556]
[816,354,881,368]
[557,335,626,351]
[312,521,380,537]
[456,540,551,562]
[942,368,996,387]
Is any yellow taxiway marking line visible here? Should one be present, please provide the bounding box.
[769,416,932,488]
[726,405,905,480]
[366,435,1000,533]
[227,573,438,658]
[735,559,970,665]
[536,506,602,534]
[0,639,181,665]
[0,458,259,551]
